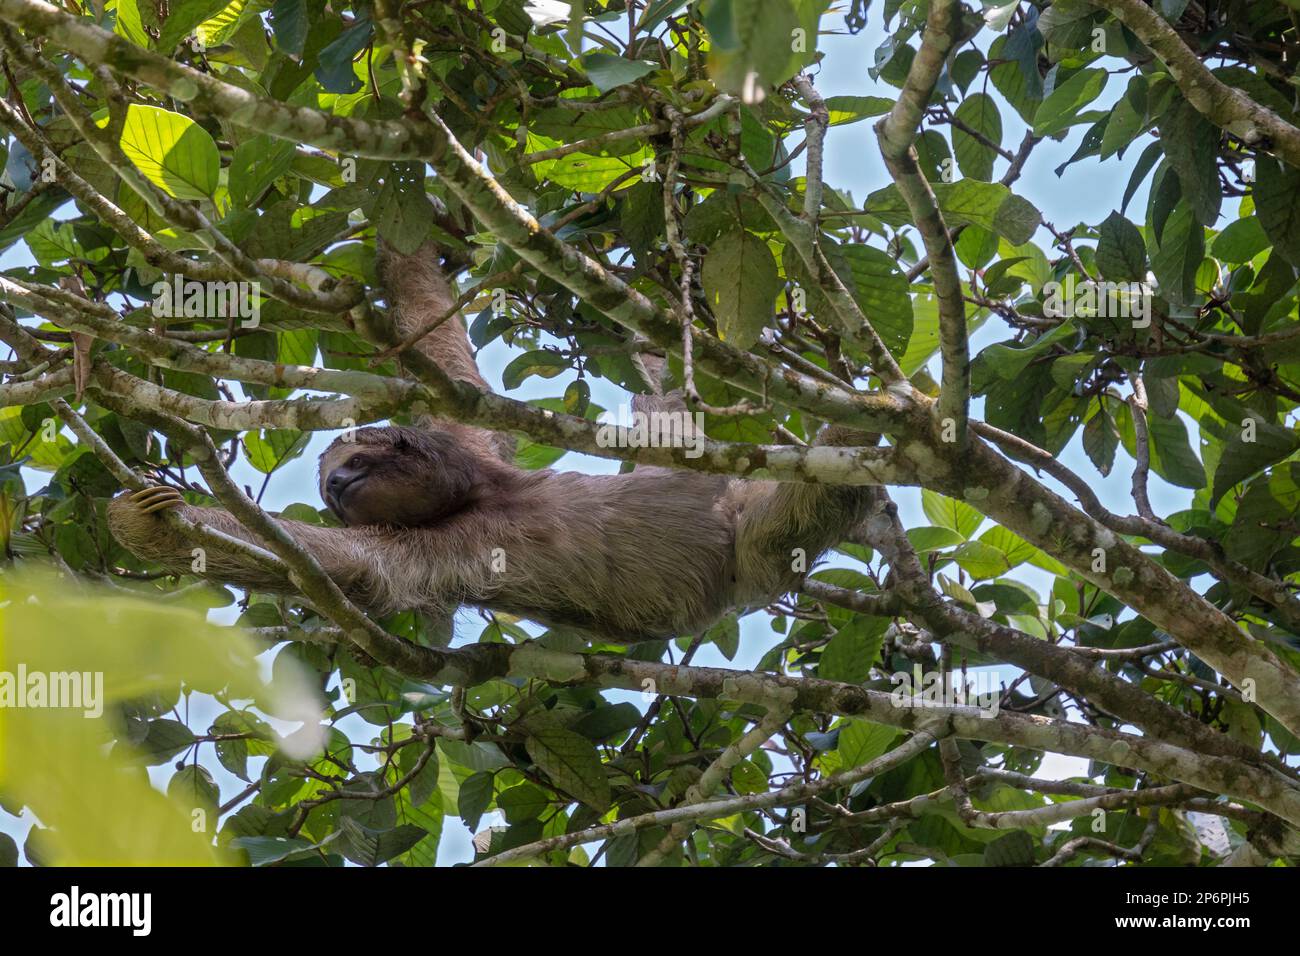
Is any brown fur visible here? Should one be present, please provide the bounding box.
[107,242,870,642]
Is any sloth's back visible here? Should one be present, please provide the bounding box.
[495,467,741,640]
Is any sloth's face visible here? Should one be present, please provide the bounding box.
[318,426,478,527]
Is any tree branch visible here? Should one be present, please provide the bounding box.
[1092,0,1300,168]
[874,0,970,447]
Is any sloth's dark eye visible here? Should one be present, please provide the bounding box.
[348,455,364,469]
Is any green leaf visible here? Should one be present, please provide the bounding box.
[952,540,1012,580]
[836,720,897,769]
[730,759,768,794]
[393,785,443,866]
[337,818,428,867]
[819,616,887,684]
[1211,216,1269,264]
[111,0,153,48]
[140,719,197,765]
[921,489,984,539]
[991,27,1043,117]
[0,190,66,254]
[27,221,86,266]
[1224,464,1300,568]
[974,324,1075,391]
[157,0,233,51]
[231,835,315,866]
[1147,411,1206,489]
[985,829,1036,866]
[501,350,570,390]
[1032,68,1108,137]
[1211,416,1300,509]
[0,832,17,867]
[198,0,259,48]
[525,726,611,811]
[278,329,319,366]
[269,0,307,55]
[1083,400,1119,477]
[1099,75,1148,159]
[1149,201,1205,306]
[581,53,657,93]
[955,225,999,270]
[167,765,219,815]
[821,95,895,126]
[701,228,780,349]
[705,0,809,96]
[242,429,310,474]
[978,525,1051,571]
[907,526,968,552]
[1122,141,1164,215]
[112,104,221,200]
[1254,157,1300,266]
[228,135,297,208]
[457,771,495,832]
[375,162,437,254]
[1095,211,1148,282]
[952,93,1002,181]
[211,710,275,781]
[868,180,1041,245]
[545,150,648,192]
[573,703,643,742]
[827,243,914,356]
[1158,98,1221,227]
[706,614,741,661]
[315,15,372,95]
[498,783,551,823]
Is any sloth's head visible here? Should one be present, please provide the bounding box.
[318,426,481,527]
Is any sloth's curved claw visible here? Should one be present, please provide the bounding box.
[131,485,185,515]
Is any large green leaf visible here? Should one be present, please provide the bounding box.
[921,489,985,539]
[835,720,897,769]
[1099,75,1148,160]
[819,616,888,684]
[112,104,221,200]
[704,0,817,96]
[582,53,657,92]
[702,228,781,349]
[867,180,1041,245]
[1223,464,1300,567]
[822,95,895,126]
[242,429,310,474]
[1254,157,1300,266]
[156,0,234,51]
[1158,98,1221,227]
[1095,211,1148,282]
[952,93,1003,181]
[524,727,611,812]
[1211,417,1300,508]
[1032,68,1107,136]
[1149,201,1205,305]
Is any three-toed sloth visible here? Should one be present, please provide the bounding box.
[108,242,869,642]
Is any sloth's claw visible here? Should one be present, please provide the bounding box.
[131,485,185,515]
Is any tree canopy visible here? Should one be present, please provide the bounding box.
[0,0,1299,867]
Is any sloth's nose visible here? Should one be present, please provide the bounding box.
[326,472,349,498]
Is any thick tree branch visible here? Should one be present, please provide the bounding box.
[874,0,970,447]
[810,489,1275,768]
[1091,0,1300,168]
